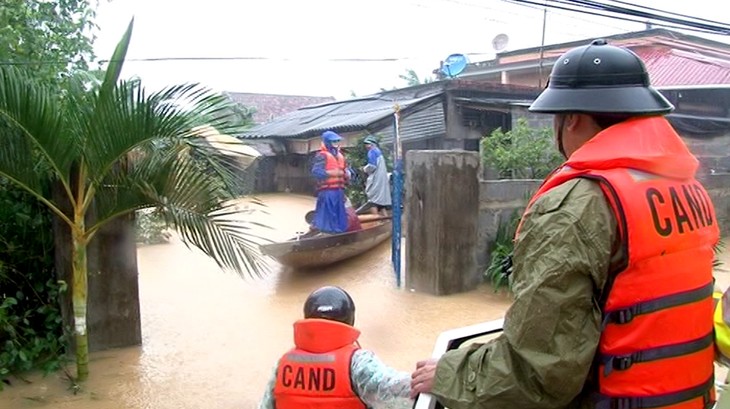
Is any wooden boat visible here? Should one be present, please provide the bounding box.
[260,215,392,269]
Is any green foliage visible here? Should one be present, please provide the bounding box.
[343,134,391,208]
[135,208,171,245]
[0,180,67,385]
[0,0,98,83]
[480,118,563,179]
[484,210,522,292]
[228,103,256,129]
[399,69,434,87]
[0,19,269,381]
[716,239,726,269]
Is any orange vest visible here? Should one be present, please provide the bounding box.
[273,319,366,409]
[522,118,719,409]
[318,145,346,191]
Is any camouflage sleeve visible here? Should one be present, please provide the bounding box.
[351,349,413,409]
[257,363,277,409]
[431,178,617,409]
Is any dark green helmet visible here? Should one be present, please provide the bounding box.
[303,286,356,326]
[363,135,379,146]
[529,39,673,115]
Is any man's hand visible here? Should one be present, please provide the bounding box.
[410,358,438,398]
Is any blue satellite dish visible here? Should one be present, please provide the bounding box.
[441,54,469,78]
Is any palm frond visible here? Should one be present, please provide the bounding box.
[88,140,270,278]
[84,80,244,188]
[99,18,134,102]
[0,66,76,194]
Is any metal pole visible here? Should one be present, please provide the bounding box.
[538,2,548,88]
[391,104,403,287]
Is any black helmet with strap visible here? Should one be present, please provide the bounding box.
[529,39,674,115]
[303,286,356,326]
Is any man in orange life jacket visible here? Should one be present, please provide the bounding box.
[311,131,350,234]
[411,39,720,409]
[258,286,412,409]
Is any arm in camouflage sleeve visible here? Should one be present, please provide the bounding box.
[351,349,413,409]
[257,363,277,409]
[431,179,617,409]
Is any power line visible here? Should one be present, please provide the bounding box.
[504,0,730,35]
[551,0,730,34]
[603,0,730,27]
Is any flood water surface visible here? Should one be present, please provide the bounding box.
[2,193,513,409]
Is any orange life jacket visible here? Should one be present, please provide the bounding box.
[273,319,366,409]
[521,117,719,409]
[318,144,347,191]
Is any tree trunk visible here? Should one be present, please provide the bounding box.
[71,225,89,381]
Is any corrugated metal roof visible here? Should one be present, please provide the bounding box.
[238,94,440,139]
[637,48,730,86]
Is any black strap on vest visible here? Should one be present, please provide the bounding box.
[601,332,713,377]
[594,375,714,409]
[601,282,713,330]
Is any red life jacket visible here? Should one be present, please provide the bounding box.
[273,319,366,409]
[318,144,346,191]
[522,117,719,409]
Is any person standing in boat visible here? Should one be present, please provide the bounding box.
[359,135,392,216]
[258,286,413,409]
[311,131,349,234]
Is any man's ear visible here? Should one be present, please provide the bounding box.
[564,113,581,131]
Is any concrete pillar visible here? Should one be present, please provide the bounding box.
[405,150,480,295]
[53,182,141,353]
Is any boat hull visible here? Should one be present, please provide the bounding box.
[260,221,392,268]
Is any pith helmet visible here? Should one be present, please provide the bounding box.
[529,39,673,115]
[303,286,356,326]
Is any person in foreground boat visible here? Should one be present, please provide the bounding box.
[311,130,350,234]
[410,39,720,409]
[258,286,412,409]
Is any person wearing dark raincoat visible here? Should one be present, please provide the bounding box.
[410,40,720,409]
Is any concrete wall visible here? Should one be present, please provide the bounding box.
[477,179,542,274]
[476,174,730,277]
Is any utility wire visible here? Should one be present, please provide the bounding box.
[551,0,730,34]
[602,0,730,27]
[505,0,730,35]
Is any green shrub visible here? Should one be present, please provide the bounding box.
[481,118,562,179]
[135,208,171,245]
[0,180,67,386]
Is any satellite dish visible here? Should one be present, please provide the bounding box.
[440,54,469,78]
[492,33,510,52]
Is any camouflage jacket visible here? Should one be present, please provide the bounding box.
[432,178,622,409]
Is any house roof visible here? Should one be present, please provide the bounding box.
[460,28,730,87]
[237,81,539,140]
[224,92,336,124]
[635,48,730,86]
[496,28,730,60]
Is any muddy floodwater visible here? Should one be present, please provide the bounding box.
[2,193,517,409]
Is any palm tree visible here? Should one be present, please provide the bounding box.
[0,20,269,381]
[399,69,434,87]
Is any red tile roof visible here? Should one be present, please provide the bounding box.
[225,92,335,124]
[635,47,730,86]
